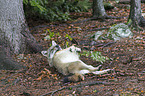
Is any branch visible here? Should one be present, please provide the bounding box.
[40,81,112,96]
[87,27,110,32]
[100,42,115,48]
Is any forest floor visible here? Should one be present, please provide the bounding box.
[0,2,145,96]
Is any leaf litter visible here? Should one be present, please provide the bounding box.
[0,2,145,96]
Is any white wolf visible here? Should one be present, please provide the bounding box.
[41,41,111,82]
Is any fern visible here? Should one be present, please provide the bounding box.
[77,0,91,12]
[23,0,91,21]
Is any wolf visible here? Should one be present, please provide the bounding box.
[41,41,112,82]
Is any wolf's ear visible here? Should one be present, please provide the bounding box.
[52,41,57,46]
[41,51,48,57]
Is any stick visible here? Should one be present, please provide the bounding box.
[87,27,110,32]
[40,81,112,96]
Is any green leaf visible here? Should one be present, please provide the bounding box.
[80,51,109,63]
[30,0,46,12]
[23,0,28,4]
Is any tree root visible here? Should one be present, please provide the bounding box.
[0,44,25,70]
[90,15,122,20]
[70,15,122,25]
[21,25,43,53]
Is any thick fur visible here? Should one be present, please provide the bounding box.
[41,41,111,82]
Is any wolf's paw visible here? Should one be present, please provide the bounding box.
[92,68,113,75]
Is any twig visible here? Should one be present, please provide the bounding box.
[100,42,115,48]
[40,81,112,96]
[87,27,110,32]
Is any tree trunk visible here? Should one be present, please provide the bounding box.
[92,0,119,20]
[0,0,43,70]
[92,0,107,17]
[129,0,145,27]
[0,0,26,55]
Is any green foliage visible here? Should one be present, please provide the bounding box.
[23,0,91,21]
[42,31,72,47]
[81,50,109,63]
[65,41,69,47]
[65,34,72,47]
[30,0,47,12]
[42,29,61,41]
[47,29,54,39]
[65,34,72,41]
[77,0,91,12]
[23,0,28,4]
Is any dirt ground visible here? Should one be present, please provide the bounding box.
[0,3,145,96]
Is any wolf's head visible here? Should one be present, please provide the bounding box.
[41,41,62,67]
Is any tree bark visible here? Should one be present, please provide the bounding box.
[92,0,107,17]
[92,0,119,20]
[0,0,43,70]
[0,0,26,55]
[129,0,145,27]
